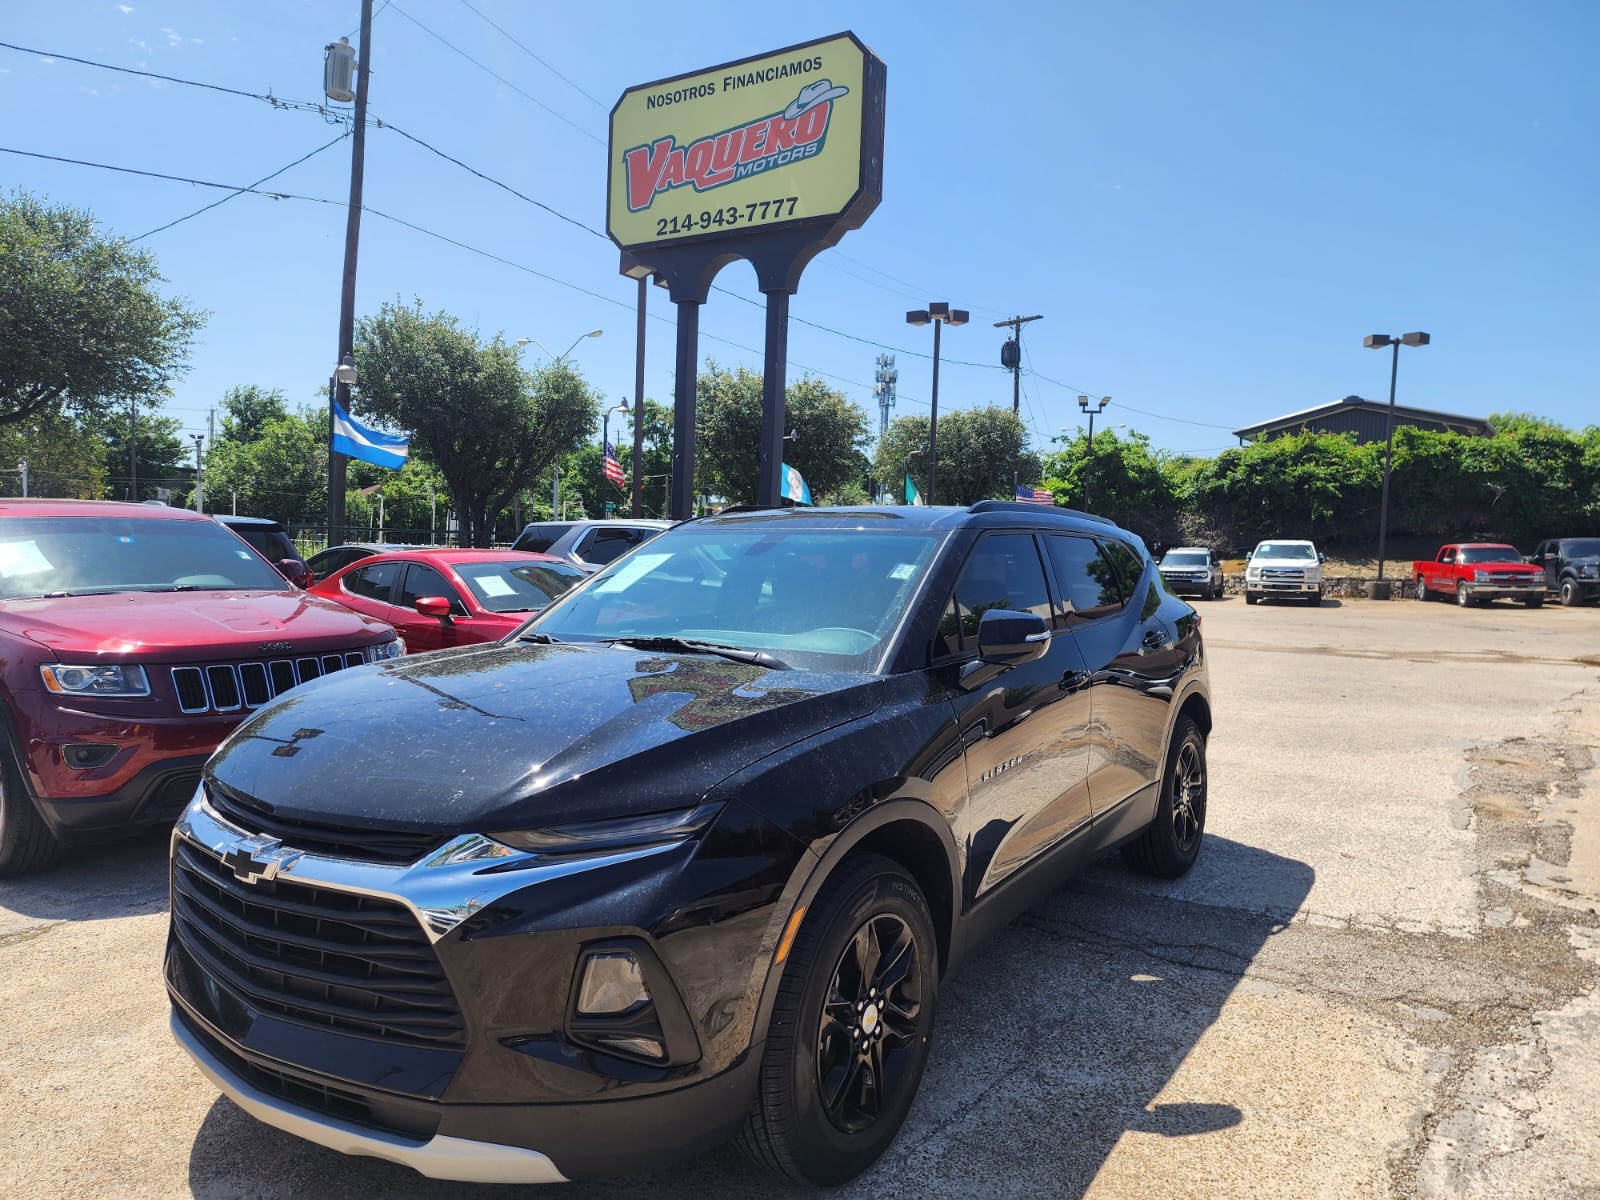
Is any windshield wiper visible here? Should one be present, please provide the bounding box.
[9,589,123,600]
[517,631,565,645]
[607,636,790,671]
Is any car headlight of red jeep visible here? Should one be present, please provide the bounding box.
[40,664,151,697]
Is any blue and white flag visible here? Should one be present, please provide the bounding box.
[331,399,410,470]
[780,461,812,505]
[905,474,924,506]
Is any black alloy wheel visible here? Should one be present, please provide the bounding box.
[1123,714,1208,878]
[738,853,937,1186]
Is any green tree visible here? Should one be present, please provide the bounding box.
[353,300,599,546]
[0,190,204,429]
[1042,429,1182,545]
[199,407,326,522]
[0,411,107,498]
[696,362,871,503]
[873,407,1040,506]
[86,408,188,503]
[218,385,290,443]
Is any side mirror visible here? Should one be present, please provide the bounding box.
[280,558,312,589]
[414,596,453,621]
[1317,552,1326,563]
[976,609,1051,666]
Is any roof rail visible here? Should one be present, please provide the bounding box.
[966,500,1116,526]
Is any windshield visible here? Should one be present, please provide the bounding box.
[1161,551,1209,567]
[1254,542,1315,560]
[1563,539,1600,558]
[455,559,586,613]
[529,524,944,672]
[1457,545,1522,564]
[0,515,289,599]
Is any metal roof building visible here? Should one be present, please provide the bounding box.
[1232,396,1494,445]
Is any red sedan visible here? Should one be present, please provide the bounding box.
[308,549,587,652]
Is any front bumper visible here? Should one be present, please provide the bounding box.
[1245,580,1321,595]
[171,1011,565,1183]
[164,789,795,1181]
[1462,582,1544,599]
[31,754,208,842]
[1160,574,1214,595]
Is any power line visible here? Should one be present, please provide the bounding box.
[0,38,352,123]
[454,0,610,112]
[385,3,604,146]
[128,132,350,242]
[0,145,335,201]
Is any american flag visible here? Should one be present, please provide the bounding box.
[1014,484,1054,505]
[603,440,627,491]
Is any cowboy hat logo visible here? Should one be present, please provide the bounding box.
[784,79,850,121]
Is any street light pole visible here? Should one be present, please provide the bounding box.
[905,303,968,505]
[903,447,925,505]
[601,400,631,513]
[1077,394,1111,510]
[514,330,602,522]
[1363,331,1431,589]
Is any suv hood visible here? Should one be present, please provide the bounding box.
[207,640,881,834]
[7,589,393,661]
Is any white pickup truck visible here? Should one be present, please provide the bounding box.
[1244,539,1325,606]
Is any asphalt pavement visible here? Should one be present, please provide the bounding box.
[2,593,1597,1199]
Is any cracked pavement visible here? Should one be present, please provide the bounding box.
[1,596,1597,1198]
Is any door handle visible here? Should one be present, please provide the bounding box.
[1059,669,1089,693]
[1141,628,1168,651]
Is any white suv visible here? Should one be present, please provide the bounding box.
[1244,539,1324,606]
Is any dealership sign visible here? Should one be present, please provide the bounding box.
[608,32,883,252]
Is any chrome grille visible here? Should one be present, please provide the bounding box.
[171,650,371,715]
[171,840,465,1046]
[1262,568,1305,581]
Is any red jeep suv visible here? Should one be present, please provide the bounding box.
[0,499,402,876]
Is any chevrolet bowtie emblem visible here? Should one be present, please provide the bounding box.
[217,835,302,885]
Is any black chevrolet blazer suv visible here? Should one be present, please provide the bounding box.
[165,502,1212,1186]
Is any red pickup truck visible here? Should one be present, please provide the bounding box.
[1413,543,1545,608]
[0,499,402,876]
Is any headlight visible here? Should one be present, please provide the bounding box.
[491,803,721,856]
[1474,570,1490,582]
[1581,565,1597,577]
[369,637,405,662]
[40,664,151,697]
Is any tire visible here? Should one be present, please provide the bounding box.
[1414,576,1428,601]
[1456,581,1473,608]
[1560,578,1578,607]
[737,853,938,1186]
[1244,591,1260,606]
[1524,594,1544,608]
[1122,715,1207,879]
[0,734,60,879]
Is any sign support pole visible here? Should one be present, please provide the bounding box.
[671,299,701,521]
[757,290,790,507]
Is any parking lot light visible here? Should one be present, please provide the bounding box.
[1364,331,1431,590]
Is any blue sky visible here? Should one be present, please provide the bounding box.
[3,1,1595,460]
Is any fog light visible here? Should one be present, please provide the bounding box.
[63,743,118,769]
[577,952,649,1015]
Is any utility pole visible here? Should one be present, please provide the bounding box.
[872,354,897,439]
[129,397,138,501]
[326,0,373,546]
[17,459,27,498]
[994,314,1043,416]
[191,435,205,514]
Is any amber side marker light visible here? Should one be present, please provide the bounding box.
[774,905,808,964]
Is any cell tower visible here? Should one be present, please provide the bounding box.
[872,354,898,438]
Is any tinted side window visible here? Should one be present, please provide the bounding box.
[400,563,465,614]
[345,560,403,602]
[1097,538,1146,604]
[582,527,645,566]
[514,525,563,554]
[952,533,1052,643]
[932,594,963,659]
[1043,534,1124,620]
